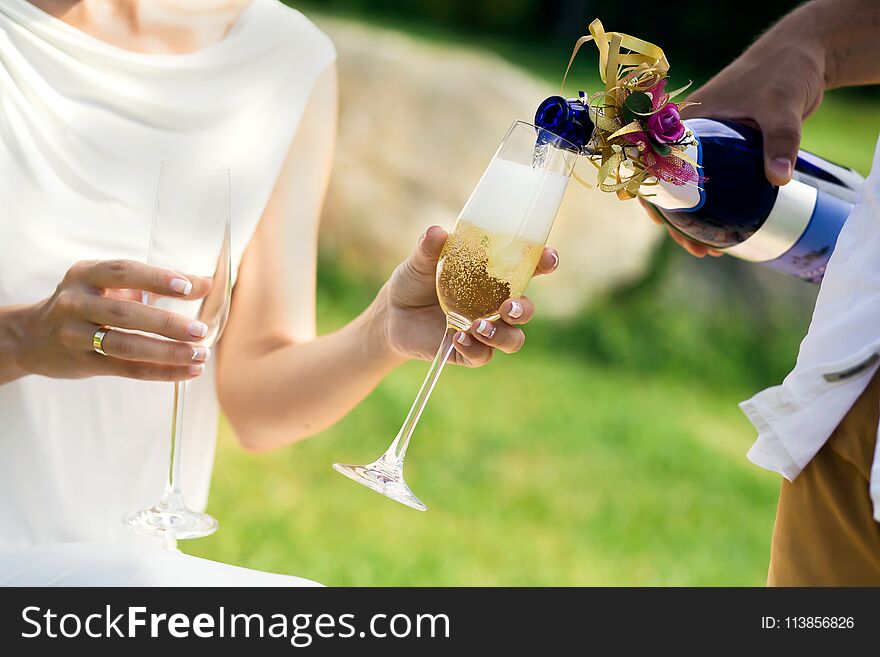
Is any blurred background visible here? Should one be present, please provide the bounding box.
[183,0,880,585]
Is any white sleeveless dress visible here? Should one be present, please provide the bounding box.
[0,0,334,585]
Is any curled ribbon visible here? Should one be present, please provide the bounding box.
[560,19,669,98]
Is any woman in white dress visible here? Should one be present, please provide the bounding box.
[0,0,557,585]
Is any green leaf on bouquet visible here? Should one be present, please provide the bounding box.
[650,140,672,156]
[622,91,653,124]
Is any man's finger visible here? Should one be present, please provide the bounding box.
[760,111,802,186]
[667,226,710,258]
[639,197,671,226]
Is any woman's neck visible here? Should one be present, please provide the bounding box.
[27,0,253,54]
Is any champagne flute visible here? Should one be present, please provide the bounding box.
[124,161,232,540]
[333,121,576,510]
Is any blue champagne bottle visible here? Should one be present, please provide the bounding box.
[535,98,865,283]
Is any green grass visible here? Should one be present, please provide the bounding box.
[802,93,880,175]
[182,274,781,586]
[184,339,778,586]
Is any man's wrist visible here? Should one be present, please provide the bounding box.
[766,2,829,82]
[792,0,878,90]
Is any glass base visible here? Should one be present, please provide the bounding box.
[332,455,427,511]
[123,489,218,540]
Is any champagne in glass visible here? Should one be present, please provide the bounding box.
[124,161,232,541]
[333,121,576,510]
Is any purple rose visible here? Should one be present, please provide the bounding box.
[646,103,685,144]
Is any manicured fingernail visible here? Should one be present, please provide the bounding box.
[769,158,792,181]
[508,300,524,319]
[548,250,559,270]
[188,364,204,376]
[455,331,472,347]
[476,320,496,339]
[192,347,210,362]
[170,278,192,295]
[187,321,208,338]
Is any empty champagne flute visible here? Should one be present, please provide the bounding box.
[124,161,232,540]
[333,121,577,510]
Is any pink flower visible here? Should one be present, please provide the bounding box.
[646,103,685,144]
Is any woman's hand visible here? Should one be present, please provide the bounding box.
[12,259,212,382]
[373,226,559,367]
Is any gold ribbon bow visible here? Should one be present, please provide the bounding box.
[559,19,697,199]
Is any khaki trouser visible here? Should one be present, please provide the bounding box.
[768,369,880,586]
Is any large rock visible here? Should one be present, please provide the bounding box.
[315,17,660,317]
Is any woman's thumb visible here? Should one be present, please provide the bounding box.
[405,226,447,278]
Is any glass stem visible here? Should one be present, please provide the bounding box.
[164,380,187,502]
[384,322,459,463]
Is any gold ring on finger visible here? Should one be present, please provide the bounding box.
[92,327,111,356]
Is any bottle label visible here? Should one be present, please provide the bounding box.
[757,189,853,283]
[725,179,817,262]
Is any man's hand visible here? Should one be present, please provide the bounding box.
[647,0,840,256]
[683,21,826,186]
[640,199,724,258]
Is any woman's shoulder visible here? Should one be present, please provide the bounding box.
[250,0,336,63]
